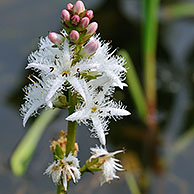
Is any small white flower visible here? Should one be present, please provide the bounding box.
[44,153,81,190]
[82,36,128,89]
[20,76,58,126]
[66,81,130,145]
[26,36,96,106]
[90,146,124,185]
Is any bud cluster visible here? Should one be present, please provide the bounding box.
[61,1,97,44]
[48,1,99,58]
[50,130,79,157]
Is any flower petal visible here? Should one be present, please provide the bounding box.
[92,117,106,145]
[66,109,88,121]
[46,77,65,103]
[26,63,50,73]
[67,76,86,101]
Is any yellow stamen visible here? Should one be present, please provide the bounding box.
[91,106,97,112]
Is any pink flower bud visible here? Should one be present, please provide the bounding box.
[79,17,90,29]
[71,15,80,25]
[70,30,80,42]
[86,22,98,36]
[67,3,73,11]
[61,9,70,22]
[85,10,94,20]
[80,40,99,56]
[73,1,85,15]
[48,32,64,44]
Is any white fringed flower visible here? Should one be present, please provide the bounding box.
[66,81,130,145]
[44,153,81,190]
[82,36,128,90]
[26,37,88,105]
[20,76,58,126]
[90,146,124,185]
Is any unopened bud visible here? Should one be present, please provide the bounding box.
[79,17,90,29]
[73,1,85,15]
[80,40,99,56]
[61,9,70,22]
[71,15,80,25]
[70,30,80,42]
[48,32,64,44]
[86,22,98,36]
[86,10,94,20]
[67,3,73,11]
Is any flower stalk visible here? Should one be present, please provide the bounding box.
[66,91,78,156]
[57,184,67,194]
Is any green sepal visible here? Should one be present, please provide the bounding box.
[88,167,102,173]
[87,158,99,167]
[54,145,64,159]
[53,95,70,109]
[79,10,87,18]
[54,155,60,161]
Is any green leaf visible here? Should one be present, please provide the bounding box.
[119,49,147,122]
[125,172,141,194]
[162,3,194,20]
[10,109,59,176]
[142,0,160,127]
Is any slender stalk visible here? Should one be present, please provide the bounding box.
[66,91,78,156]
[57,184,67,194]
[142,1,160,191]
[143,0,160,131]
[57,91,77,193]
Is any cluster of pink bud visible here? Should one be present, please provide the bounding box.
[48,1,99,57]
[60,1,98,44]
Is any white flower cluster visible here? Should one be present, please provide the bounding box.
[90,146,124,185]
[44,153,80,190]
[21,34,130,145]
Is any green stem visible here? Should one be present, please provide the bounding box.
[57,91,77,193]
[57,184,67,194]
[143,0,160,131]
[66,91,78,156]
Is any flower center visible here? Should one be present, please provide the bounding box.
[91,106,97,112]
